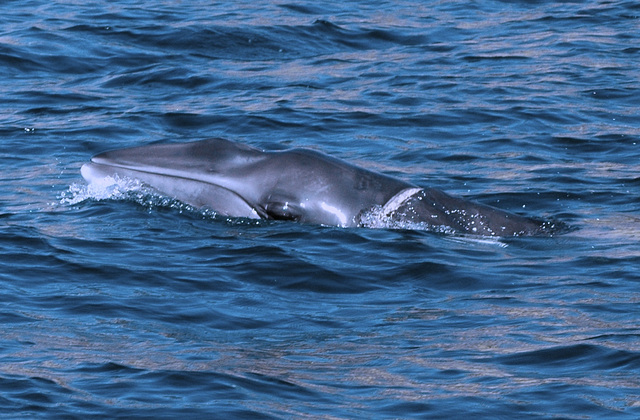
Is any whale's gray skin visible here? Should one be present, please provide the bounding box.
[81,138,548,236]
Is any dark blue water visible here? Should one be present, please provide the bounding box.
[2,1,640,418]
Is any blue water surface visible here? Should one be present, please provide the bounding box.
[2,0,640,418]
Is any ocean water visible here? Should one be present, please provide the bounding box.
[2,0,640,418]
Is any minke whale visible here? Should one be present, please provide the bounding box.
[81,138,559,236]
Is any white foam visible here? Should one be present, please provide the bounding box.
[60,175,148,206]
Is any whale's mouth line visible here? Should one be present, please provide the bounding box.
[89,158,227,191]
[90,158,196,179]
[84,161,266,219]
[89,159,206,184]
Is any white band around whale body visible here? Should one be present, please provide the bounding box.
[381,187,423,216]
